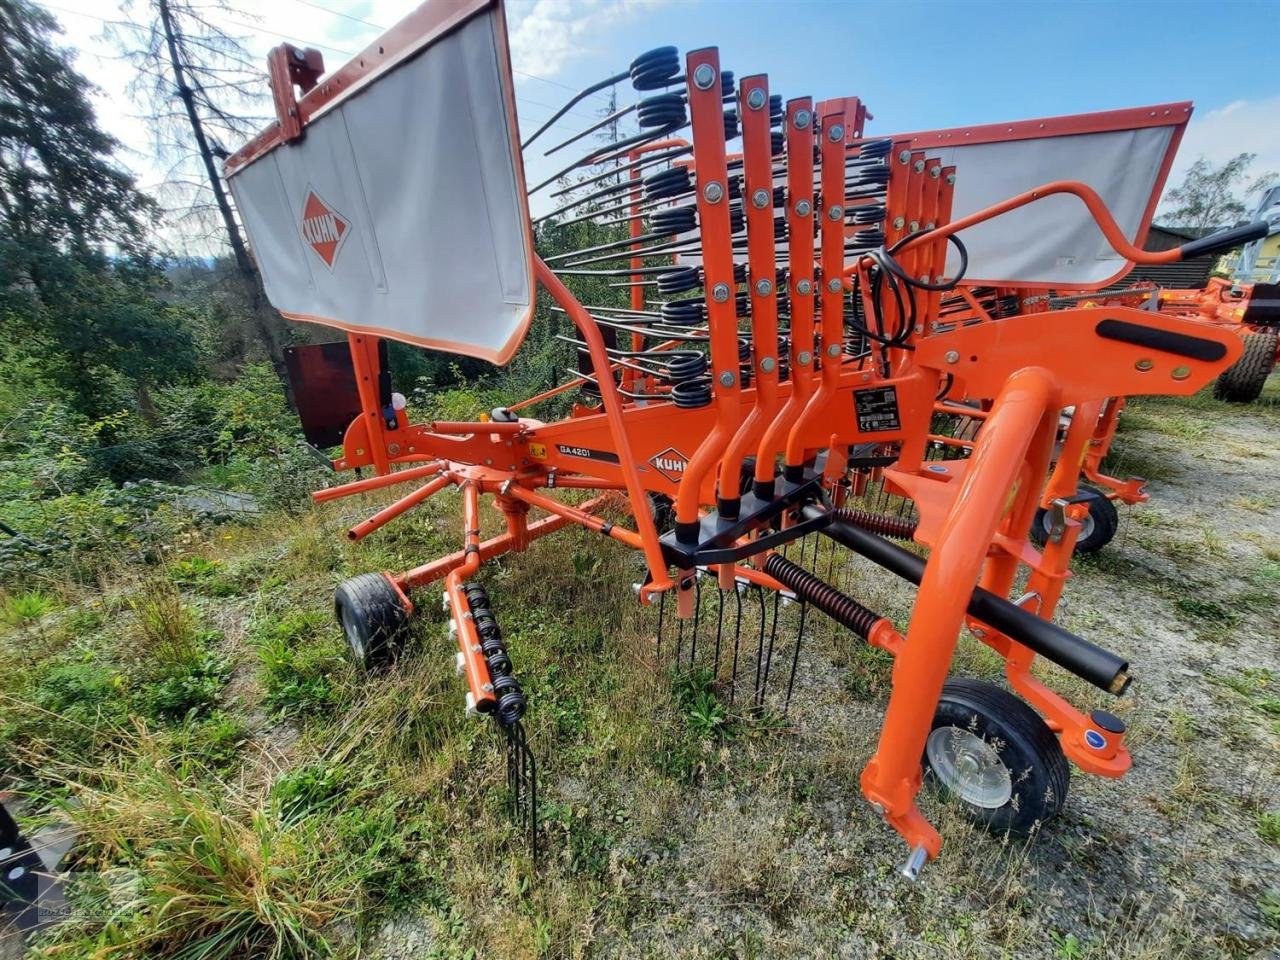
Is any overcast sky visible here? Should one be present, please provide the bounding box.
[41,0,1280,249]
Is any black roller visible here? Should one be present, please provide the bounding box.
[804,505,1132,695]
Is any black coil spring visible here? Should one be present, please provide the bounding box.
[630,46,681,90]
[857,138,893,159]
[762,554,880,640]
[729,202,745,234]
[771,130,784,156]
[769,94,783,123]
[849,204,886,225]
[637,92,687,128]
[462,583,526,726]
[657,265,700,294]
[650,204,697,236]
[664,351,707,381]
[833,506,919,540]
[723,109,740,139]
[660,297,706,325]
[644,167,691,201]
[671,376,711,408]
[720,70,735,97]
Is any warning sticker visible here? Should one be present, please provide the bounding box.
[528,442,547,460]
[853,386,901,433]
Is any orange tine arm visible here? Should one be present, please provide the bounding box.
[757,98,816,485]
[347,471,453,541]
[717,74,781,517]
[534,258,672,594]
[312,460,444,502]
[784,104,849,473]
[445,481,496,714]
[672,49,743,538]
[501,484,642,550]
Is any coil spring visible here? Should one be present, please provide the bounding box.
[849,204,886,225]
[637,93,687,128]
[729,202,745,234]
[650,204,697,236]
[849,165,891,187]
[723,109,740,140]
[663,351,707,381]
[671,376,711,408]
[630,46,681,90]
[771,130,784,156]
[832,506,919,540]
[660,297,706,325]
[720,70,735,97]
[657,265,699,295]
[858,138,893,159]
[773,216,788,240]
[461,583,526,726]
[762,554,880,640]
[644,167,691,201]
[769,94,784,123]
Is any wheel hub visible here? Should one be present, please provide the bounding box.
[926,726,1013,809]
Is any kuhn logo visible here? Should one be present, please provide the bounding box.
[648,446,689,483]
[300,189,350,270]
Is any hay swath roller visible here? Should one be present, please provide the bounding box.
[224,0,1268,875]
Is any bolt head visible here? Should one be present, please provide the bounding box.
[718,370,736,387]
[796,278,813,295]
[945,350,960,364]
[909,220,920,233]
[827,277,842,292]
[751,187,770,208]
[892,216,905,230]
[760,356,776,373]
[703,180,724,203]
[827,343,842,357]
[828,204,844,221]
[898,149,911,164]
[913,159,925,173]
[928,165,940,178]
[828,124,844,142]
[693,63,716,90]
[945,172,956,185]
[797,350,812,365]
[795,199,812,217]
[711,282,730,302]
[755,278,773,296]
[794,109,811,129]
[746,87,766,110]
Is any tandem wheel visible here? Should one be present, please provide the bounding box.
[334,573,411,669]
[924,678,1070,836]
[1030,484,1118,555]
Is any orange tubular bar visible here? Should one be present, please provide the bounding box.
[674,49,742,531]
[784,104,850,470]
[430,420,525,435]
[861,366,1058,861]
[502,484,642,550]
[347,471,454,541]
[446,481,496,714]
[718,75,781,510]
[312,460,445,503]
[534,258,672,593]
[758,98,816,480]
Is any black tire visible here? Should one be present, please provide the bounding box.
[1213,331,1277,404]
[1030,485,1119,555]
[334,573,410,669]
[924,678,1069,836]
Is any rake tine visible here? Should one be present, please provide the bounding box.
[690,574,703,669]
[761,589,781,703]
[713,584,726,679]
[752,584,767,711]
[676,603,685,665]
[729,583,743,704]
[785,600,807,711]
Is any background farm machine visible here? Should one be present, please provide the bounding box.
[224,0,1270,877]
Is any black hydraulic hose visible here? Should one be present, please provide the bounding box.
[802,505,1132,694]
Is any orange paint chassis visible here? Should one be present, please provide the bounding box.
[225,0,1271,878]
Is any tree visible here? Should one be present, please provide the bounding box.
[113,0,291,389]
[1162,153,1275,234]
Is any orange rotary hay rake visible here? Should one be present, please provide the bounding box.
[225,0,1272,876]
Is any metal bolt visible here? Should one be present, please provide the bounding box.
[924,221,935,231]
[944,350,960,364]
[795,199,812,217]
[703,180,724,203]
[898,149,911,164]
[760,356,776,373]
[797,350,812,365]
[751,187,769,209]
[796,278,813,295]
[828,124,844,142]
[693,63,716,90]
[718,370,736,387]
[711,282,730,302]
[913,159,925,173]
[794,109,811,129]
[928,166,940,178]
[892,216,906,230]
[755,278,773,296]
[827,343,841,357]
[827,277,842,292]
[945,172,956,185]
[909,220,919,233]
[828,204,844,221]
[746,87,766,110]
[919,274,929,283]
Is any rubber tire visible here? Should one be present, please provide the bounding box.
[1030,485,1119,555]
[334,573,410,670]
[1213,331,1277,404]
[924,678,1070,836]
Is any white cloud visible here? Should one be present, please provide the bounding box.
[506,0,667,78]
[1161,95,1280,215]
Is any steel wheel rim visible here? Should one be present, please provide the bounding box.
[1040,507,1095,542]
[926,726,1013,809]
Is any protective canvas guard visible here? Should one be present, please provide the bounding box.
[224,0,535,364]
[887,103,1190,290]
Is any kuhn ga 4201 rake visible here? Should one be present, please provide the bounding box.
[224,0,1269,876]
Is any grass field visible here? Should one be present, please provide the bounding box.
[2,378,1278,959]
